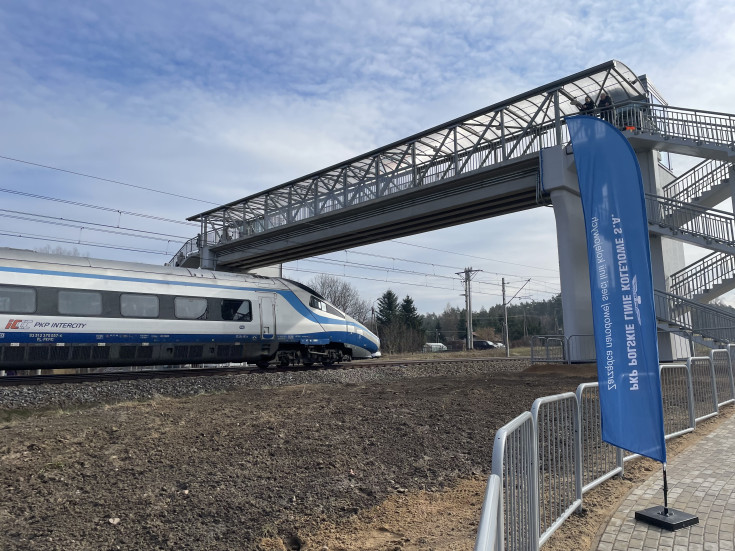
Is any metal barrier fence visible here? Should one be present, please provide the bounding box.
[529,336,566,363]
[531,331,696,364]
[659,364,695,440]
[689,356,719,422]
[711,349,735,407]
[531,393,581,546]
[474,475,502,551]
[491,412,537,551]
[576,383,622,493]
[476,352,734,551]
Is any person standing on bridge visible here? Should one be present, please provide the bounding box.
[576,95,596,114]
[598,91,613,123]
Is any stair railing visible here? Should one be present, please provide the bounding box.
[645,194,735,245]
[654,289,735,344]
[670,251,735,300]
[662,159,731,204]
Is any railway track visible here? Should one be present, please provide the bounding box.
[0,356,512,386]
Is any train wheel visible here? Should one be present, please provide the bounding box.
[256,361,270,368]
[302,361,314,368]
[321,359,334,367]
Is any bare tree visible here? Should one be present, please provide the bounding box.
[34,245,85,257]
[307,274,371,324]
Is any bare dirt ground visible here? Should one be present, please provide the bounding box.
[1,361,726,551]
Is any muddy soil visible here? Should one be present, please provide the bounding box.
[0,362,600,551]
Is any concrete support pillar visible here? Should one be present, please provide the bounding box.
[542,147,593,361]
[543,146,683,362]
[199,246,216,271]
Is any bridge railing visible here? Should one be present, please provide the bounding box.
[477,354,729,550]
[662,159,731,204]
[614,101,735,147]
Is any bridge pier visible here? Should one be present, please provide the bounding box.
[542,146,684,363]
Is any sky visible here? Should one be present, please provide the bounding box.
[1,0,734,315]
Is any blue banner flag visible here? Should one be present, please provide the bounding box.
[567,115,666,463]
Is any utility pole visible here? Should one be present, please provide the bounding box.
[502,278,509,358]
[503,278,532,358]
[457,267,481,351]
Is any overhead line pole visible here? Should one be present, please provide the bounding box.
[458,267,482,351]
[503,278,532,358]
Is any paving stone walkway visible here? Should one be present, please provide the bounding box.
[596,413,735,550]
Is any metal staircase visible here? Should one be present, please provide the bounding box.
[655,289,735,346]
[646,193,735,251]
[670,251,735,300]
[613,103,735,343]
[662,159,732,206]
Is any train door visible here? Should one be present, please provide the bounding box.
[258,294,277,340]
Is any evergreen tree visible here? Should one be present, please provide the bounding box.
[376,289,400,327]
[399,295,423,329]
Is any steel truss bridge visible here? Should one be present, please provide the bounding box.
[170,59,735,349]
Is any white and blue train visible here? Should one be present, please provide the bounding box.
[0,248,380,370]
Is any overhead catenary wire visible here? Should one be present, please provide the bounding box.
[0,209,191,241]
[0,187,198,226]
[283,265,508,298]
[0,230,173,256]
[0,155,219,206]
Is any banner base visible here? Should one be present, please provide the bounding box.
[635,506,699,531]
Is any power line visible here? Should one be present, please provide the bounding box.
[389,239,560,273]
[0,209,190,241]
[0,230,173,256]
[0,155,219,205]
[0,187,198,226]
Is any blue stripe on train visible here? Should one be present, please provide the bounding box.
[0,331,379,352]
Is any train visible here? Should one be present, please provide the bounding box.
[0,247,380,371]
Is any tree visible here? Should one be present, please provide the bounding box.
[399,295,423,329]
[375,290,424,354]
[306,274,371,324]
[376,289,400,327]
[34,245,84,257]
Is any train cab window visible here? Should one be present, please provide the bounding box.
[58,290,103,316]
[325,304,344,318]
[120,293,159,318]
[0,285,36,313]
[309,296,344,318]
[221,299,252,322]
[309,296,326,311]
[174,297,208,320]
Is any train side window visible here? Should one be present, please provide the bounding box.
[309,296,326,311]
[221,299,252,322]
[58,290,103,316]
[120,293,159,318]
[0,285,36,313]
[174,297,208,320]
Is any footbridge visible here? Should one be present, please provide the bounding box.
[169,60,735,359]
[172,60,647,270]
